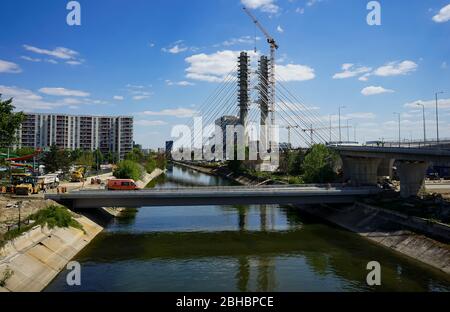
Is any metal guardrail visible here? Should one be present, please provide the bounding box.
[366,139,450,149]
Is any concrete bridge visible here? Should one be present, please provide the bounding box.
[334,146,450,198]
[45,185,380,209]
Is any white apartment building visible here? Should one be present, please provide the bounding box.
[17,113,133,160]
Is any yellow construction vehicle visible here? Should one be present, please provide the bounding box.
[71,167,86,182]
[11,173,41,195]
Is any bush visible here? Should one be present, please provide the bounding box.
[113,160,144,181]
[1,205,84,247]
[31,205,84,231]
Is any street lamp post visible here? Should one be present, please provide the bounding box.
[346,119,352,143]
[394,112,401,147]
[417,103,426,144]
[338,106,346,144]
[435,91,444,144]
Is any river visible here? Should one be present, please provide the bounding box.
[45,164,450,292]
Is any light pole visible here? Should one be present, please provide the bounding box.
[346,119,352,143]
[393,112,401,147]
[354,123,358,142]
[435,91,444,144]
[416,103,426,144]
[338,106,346,144]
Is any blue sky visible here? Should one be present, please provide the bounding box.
[0,0,449,148]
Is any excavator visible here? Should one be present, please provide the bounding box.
[71,166,87,183]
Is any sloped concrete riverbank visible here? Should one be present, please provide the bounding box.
[0,214,103,292]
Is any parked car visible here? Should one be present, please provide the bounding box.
[107,179,138,191]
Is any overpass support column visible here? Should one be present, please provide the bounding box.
[397,161,429,198]
[377,158,395,179]
[342,156,382,186]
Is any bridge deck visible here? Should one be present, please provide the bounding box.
[45,186,380,209]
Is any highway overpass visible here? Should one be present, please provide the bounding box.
[333,146,450,198]
[45,185,380,209]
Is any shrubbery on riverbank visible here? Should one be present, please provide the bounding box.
[113,160,144,181]
[0,205,83,248]
[226,144,338,184]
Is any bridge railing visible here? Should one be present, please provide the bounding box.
[365,139,450,149]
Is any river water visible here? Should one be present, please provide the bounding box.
[45,164,450,292]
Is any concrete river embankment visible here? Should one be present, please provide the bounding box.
[0,168,165,292]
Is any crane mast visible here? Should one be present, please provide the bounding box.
[243,6,278,145]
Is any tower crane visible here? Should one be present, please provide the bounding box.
[243,6,279,142]
[302,125,352,146]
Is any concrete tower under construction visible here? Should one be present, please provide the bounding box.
[237,52,250,135]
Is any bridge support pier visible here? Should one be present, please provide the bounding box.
[377,158,395,179]
[342,156,382,186]
[397,161,429,198]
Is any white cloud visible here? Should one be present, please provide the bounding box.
[39,87,90,97]
[0,59,22,73]
[405,98,450,109]
[185,50,314,83]
[221,36,260,47]
[166,80,195,86]
[133,95,150,101]
[333,63,372,79]
[241,0,279,13]
[442,61,448,69]
[276,64,315,81]
[21,56,41,63]
[140,108,197,118]
[307,0,323,7]
[373,60,418,77]
[125,84,153,100]
[163,44,188,54]
[113,96,124,101]
[432,4,450,23]
[361,86,394,96]
[23,45,79,60]
[135,120,168,126]
[0,85,61,111]
[296,7,305,14]
[277,25,284,33]
[185,50,254,82]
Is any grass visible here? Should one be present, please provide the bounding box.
[0,205,84,248]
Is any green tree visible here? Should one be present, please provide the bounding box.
[125,147,145,163]
[105,151,118,164]
[75,151,94,168]
[113,160,143,181]
[70,149,83,162]
[0,95,25,148]
[302,144,338,184]
[285,150,305,175]
[41,145,73,174]
[14,147,36,157]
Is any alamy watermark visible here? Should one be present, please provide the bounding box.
[366,261,382,286]
[367,1,381,26]
[66,261,81,286]
[66,1,81,26]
